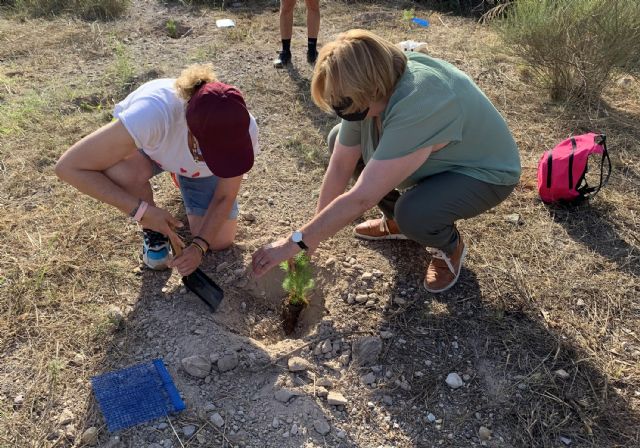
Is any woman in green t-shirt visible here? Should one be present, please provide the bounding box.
[252,29,521,293]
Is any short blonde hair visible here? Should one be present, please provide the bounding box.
[311,29,407,114]
[175,64,218,101]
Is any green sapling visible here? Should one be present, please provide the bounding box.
[280,252,314,306]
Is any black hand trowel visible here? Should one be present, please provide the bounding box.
[171,241,223,312]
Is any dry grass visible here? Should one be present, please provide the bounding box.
[0,1,639,447]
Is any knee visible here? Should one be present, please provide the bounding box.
[209,239,234,252]
[280,0,296,14]
[306,0,320,13]
[395,194,446,240]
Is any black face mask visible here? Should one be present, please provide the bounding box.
[332,97,369,122]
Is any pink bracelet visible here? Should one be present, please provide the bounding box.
[133,201,149,222]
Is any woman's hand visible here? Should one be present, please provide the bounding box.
[168,244,203,276]
[252,238,300,278]
[139,205,184,249]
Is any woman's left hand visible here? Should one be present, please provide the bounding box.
[252,237,299,278]
[168,244,203,276]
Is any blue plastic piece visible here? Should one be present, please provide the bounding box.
[91,359,186,432]
[411,17,430,27]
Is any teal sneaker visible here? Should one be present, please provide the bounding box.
[142,229,170,270]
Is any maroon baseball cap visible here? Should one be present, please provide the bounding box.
[186,82,254,178]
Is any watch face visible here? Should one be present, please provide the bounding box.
[292,231,302,243]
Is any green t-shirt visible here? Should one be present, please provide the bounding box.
[338,52,521,188]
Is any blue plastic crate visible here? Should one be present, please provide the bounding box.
[91,359,185,432]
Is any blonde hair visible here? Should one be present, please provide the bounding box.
[311,29,407,113]
[174,64,218,100]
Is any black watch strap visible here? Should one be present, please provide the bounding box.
[296,240,308,250]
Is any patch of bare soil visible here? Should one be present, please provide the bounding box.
[1,1,639,447]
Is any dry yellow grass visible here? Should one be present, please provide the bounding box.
[0,1,638,447]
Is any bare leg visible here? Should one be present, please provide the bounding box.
[103,151,155,206]
[187,216,238,251]
[279,0,296,40]
[305,0,320,39]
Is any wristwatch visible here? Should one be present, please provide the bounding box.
[291,230,308,250]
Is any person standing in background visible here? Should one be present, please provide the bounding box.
[273,0,320,68]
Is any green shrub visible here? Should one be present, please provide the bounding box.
[496,0,640,101]
[3,0,129,20]
[280,253,314,307]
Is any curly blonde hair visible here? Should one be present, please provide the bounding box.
[311,29,406,114]
[174,64,218,100]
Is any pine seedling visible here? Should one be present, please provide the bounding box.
[280,252,314,306]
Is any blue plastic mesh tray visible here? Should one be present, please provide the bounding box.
[91,359,185,432]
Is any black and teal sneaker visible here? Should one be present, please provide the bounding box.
[142,229,170,270]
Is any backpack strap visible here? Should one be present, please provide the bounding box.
[576,134,612,198]
[546,148,553,188]
[568,137,576,189]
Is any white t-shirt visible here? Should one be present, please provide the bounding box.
[114,78,259,178]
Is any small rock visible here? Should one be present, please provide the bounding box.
[365,299,376,307]
[107,306,124,328]
[64,424,76,440]
[316,378,333,388]
[380,330,393,339]
[210,412,224,428]
[361,372,376,385]
[555,369,570,380]
[274,389,296,403]
[355,294,369,303]
[327,391,348,406]
[58,408,74,425]
[478,426,492,441]
[504,213,523,225]
[242,213,256,222]
[80,427,98,445]
[393,296,407,305]
[315,386,329,397]
[272,417,280,429]
[217,352,239,372]
[320,339,333,354]
[216,261,230,273]
[181,356,211,378]
[287,357,311,372]
[325,257,336,267]
[352,336,382,366]
[462,374,471,382]
[290,423,299,435]
[576,298,586,307]
[13,394,24,408]
[617,76,634,89]
[182,425,196,438]
[383,395,393,406]
[427,413,436,423]
[313,418,330,435]
[445,373,464,389]
[560,435,572,445]
[336,429,346,438]
[361,272,373,280]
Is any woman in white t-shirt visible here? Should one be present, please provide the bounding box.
[56,64,259,276]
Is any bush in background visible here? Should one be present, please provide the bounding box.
[496,0,640,101]
[1,0,129,20]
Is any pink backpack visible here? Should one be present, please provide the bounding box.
[537,133,611,203]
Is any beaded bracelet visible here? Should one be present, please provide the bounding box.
[193,236,211,252]
[191,241,207,257]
